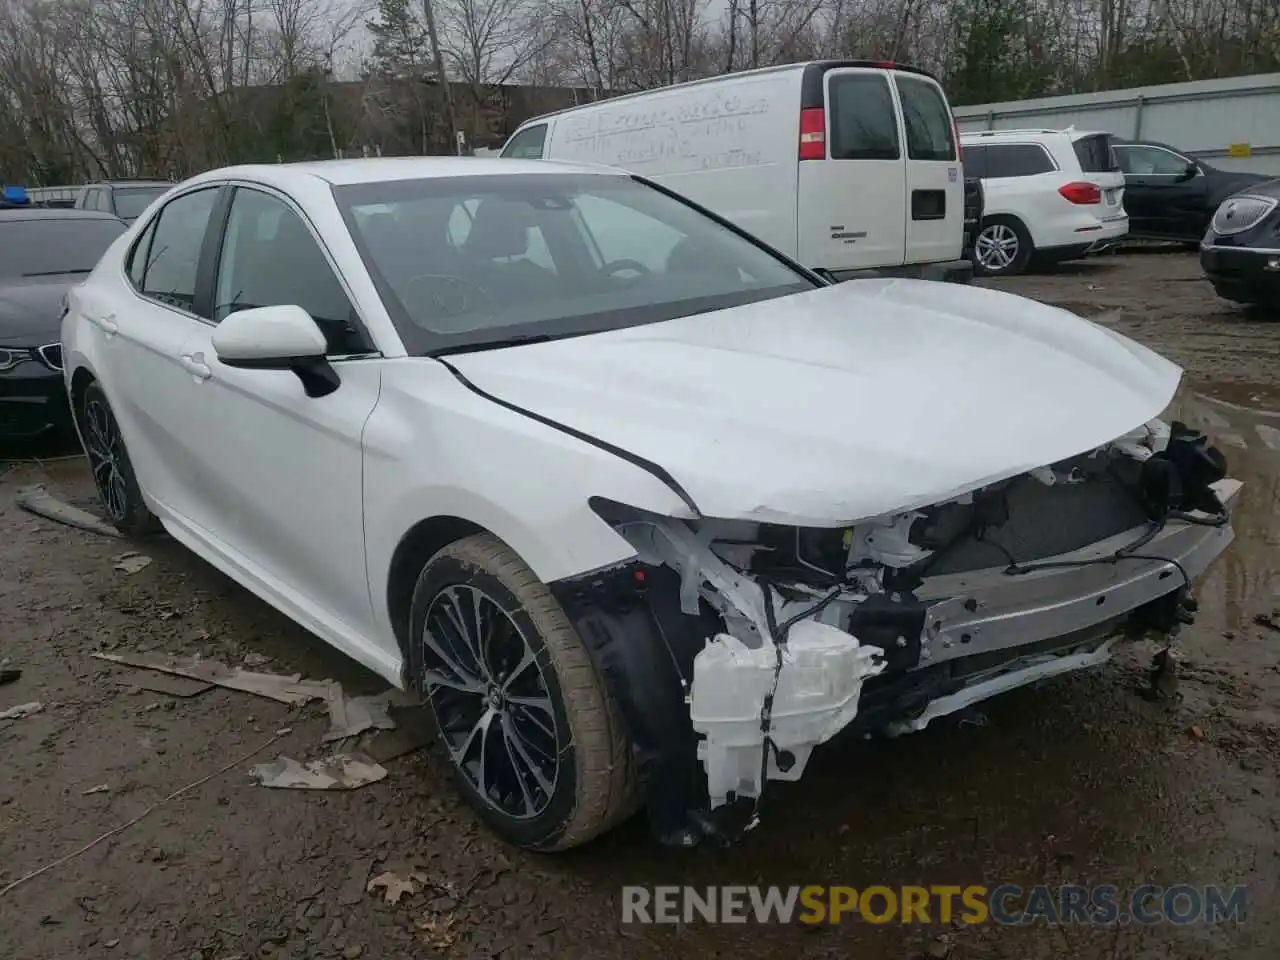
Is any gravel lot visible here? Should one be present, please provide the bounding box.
[2,252,1278,960]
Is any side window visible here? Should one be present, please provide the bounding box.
[501,124,548,160]
[827,74,900,160]
[1116,146,1190,176]
[896,76,956,161]
[139,187,220,314]
[984,144,1055,178]
[81,189,100,211]
[214,188,370,356]
[961,144,988,179]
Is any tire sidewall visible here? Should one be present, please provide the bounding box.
[973,217,1032,276]
[408,550,582,849]
[79,381,154,535]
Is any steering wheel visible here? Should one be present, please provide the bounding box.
[600,259,652,279]
[400,273,494,329]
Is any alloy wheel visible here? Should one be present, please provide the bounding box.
[83,398,129,522]
[975,223,1020,272]
[420,584,561,819]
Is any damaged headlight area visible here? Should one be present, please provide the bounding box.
[548,421,1238,848]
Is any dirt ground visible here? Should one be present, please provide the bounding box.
[2,252,1279,960]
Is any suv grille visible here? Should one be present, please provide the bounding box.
[1212,195,1277,236]
[35,343,63,371]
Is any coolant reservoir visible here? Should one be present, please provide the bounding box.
[689,620,884,808]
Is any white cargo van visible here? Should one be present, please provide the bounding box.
[500,60,973,283]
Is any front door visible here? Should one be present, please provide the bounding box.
[177,185,383,638]
[1116,144,1208,240]
[797,67,907,272]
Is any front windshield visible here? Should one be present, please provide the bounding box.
[0,218,127,278]
[113,185,169,220]
[334,173,817,355]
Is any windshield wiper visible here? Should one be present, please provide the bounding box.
[430,333,559,357]
[22,269,90,277]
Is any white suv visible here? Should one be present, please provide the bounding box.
[960,128,1129,276]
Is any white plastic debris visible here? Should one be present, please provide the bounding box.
[0,702,43,721]
[14,485,122,538]
[689,620,885,808]
[92,652,339,706]
[250,752,387,790]
[112,552,152,574]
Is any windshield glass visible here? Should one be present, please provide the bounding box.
[334,173,817,355]
[0,218,127,278]
[113,185,169,219]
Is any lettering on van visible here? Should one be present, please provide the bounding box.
[830,226,867,243]
[559,87,774,173]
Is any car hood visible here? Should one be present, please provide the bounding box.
[447,279,1183,526]
[0,276,74,344]
[1231,176,1280,200]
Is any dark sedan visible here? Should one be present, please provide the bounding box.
[1200,177,1280,309]
[1112,140,1274,244]
[0,208,128,439]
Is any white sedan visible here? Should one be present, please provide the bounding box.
[63,157,1239,851]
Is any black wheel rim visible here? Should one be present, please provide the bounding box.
[420,585,561,819]
[83,398,129,522]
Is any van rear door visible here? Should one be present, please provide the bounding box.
[796,66,906,272]
[893,71,963,265]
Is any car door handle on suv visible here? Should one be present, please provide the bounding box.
[88,312,118,335]
[180,352,212,381]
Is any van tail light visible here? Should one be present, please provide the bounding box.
[798,107,826,161]
[1059,181,1102,205]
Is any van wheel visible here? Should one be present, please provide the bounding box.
[79,382,162,538]
[973,216,1032,276]
[408,533,638,851]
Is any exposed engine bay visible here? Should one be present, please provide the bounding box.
[551,420,1237,847]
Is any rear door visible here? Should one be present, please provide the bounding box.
[894,72,963,265]
[797,67,906,271]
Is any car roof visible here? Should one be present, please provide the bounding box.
[89,180,172,187]
[0,207,125,222]
[194,156,624,188]
[960,128,1108,141]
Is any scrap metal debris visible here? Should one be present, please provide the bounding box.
[92,651,339,706]
[0,702,43,721]
[367,869,429,905]
[14,485,122,538]
[250,752,387,790]
[112,552,152,575]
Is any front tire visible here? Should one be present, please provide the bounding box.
[973,216,1033,276]
[408,534,638,850]
[79,381,162,537]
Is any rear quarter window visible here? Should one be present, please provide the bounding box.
[1072,134,1119,173]
[828,74,900,160]
[896,76,956,161]
[983,144,1055,178]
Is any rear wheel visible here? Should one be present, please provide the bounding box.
[79,381,161,537]
[408,533,638,850]
[973,216,1033,276]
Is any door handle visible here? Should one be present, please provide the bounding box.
[179,352,212,381]
[89,313,118,335]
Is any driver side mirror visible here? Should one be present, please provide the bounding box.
[1175,162,1198,183]
[211,304,340,398]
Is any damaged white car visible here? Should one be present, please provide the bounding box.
[62,158,1239,851]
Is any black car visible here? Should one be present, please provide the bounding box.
[74,179,173,223]
[1199,177,1280,309]
[0,208,128,439]
[1112,140,1274,244]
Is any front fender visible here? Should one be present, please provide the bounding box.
[363,360,695,633]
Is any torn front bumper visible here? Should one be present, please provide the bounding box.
[683,478,1241,809]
